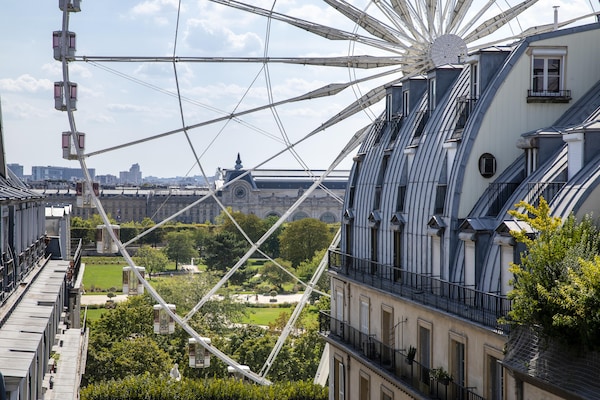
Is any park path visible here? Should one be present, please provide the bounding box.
[80,293,304,306]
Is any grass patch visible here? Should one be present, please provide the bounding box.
[82,307,109,322]
[83,264,124,293]
[242,306,291,326]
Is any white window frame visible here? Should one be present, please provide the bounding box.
[530,48,567,95]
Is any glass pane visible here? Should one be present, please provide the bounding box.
[547,77,560,92]
[533,58,545,75]
[532,77,543,92]
[547,58,561,74]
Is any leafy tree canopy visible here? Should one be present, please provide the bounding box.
[279,218,333,267]
[507,198,600,349]
[164,231,198,269]
[134,245,169,277]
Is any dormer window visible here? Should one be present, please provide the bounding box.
[403,90,410,115]
[429,78,436,111]
[527,48,570,103]
[470,63,479,99]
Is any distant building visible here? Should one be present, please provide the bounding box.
[38,154,348,224]
[6,164,23,180]
[119,163,142,185]
[31,165,95,182]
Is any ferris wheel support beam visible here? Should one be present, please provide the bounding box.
[259,230,341,378]
[77,55,403,68]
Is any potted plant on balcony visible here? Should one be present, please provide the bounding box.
[430,367,453,385]
[405,345,417,365]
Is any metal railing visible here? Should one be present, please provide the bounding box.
[329,250,511,333]
[527,89,571,99]
[455,96,478,131]
[319,311,485,400]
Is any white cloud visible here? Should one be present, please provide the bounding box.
[183,18,263,56]
[0,75,53,93]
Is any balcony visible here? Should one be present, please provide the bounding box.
[319,311,485,400]
[329,250,511,333]
[454,96,478,133]
[526,89,571,103]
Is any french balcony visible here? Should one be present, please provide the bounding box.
[319,311,485,400]
[329,250,511,333]
[526,89,571,103]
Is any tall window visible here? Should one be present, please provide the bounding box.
[429,77,436,111]
[451,339,466,388]
[334,358,345,400]
[370,227,379,274]
[487,355,504,400]
[403,90,410,115]
[533,57,561,93]
[419,324,431,384]
[359,372,370,400]
[393,230,402,281]
[470,63,479,98]
[530,48,566,95]
[360,298,370,335]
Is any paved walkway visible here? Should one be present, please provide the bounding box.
[81,293,305,306]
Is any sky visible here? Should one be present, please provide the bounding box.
[0,0,597,179]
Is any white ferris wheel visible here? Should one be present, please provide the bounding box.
[54,0,599,385]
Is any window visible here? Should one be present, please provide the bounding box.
[528,48,570,102]
[418,322,432,384]
[370,227,378,274]
[487,355,503,400]
[359,372,370,400]
[532,56,562,93]
[360,298,370,335]
[450,333,466,389]
[334,358,345,400]
[470,63,479,99]
[381,386,394,400]
[478,153,496,178]
[429,77,436,111]
[386,93,393,121]
[393,230,402,281]
[403,90,410,115]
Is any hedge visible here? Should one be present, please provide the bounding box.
[80,375,328,400]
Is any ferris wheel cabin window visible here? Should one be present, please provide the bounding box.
[527,47,571,103]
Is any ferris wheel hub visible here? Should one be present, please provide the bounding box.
[429,34,468,67]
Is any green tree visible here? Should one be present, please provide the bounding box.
[139,217,163,245]
[164,231,198,270]
[134,245,169,278]
[279,218,332,267]
[507,198,600,349]
[221,211,267,243]
[203,231,247,273]
[261,259,294,292]
[262,215,283,258]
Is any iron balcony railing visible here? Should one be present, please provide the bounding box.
[319,311,485,400]
[487,181,565,216]
[455,96,478,131]
[329,250,511,333]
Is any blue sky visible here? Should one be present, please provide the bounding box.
[0,0,597,179]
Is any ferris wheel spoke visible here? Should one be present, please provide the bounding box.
[370,1,421,46]
[463,0,539,43]
[446,0,476,34]
[389,0,423,40]
[324,0,403,44]
[394,0,433,42]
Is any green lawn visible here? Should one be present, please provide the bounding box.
[242,307,291,326]
[83,264,124,292]
[81,307,109,322]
